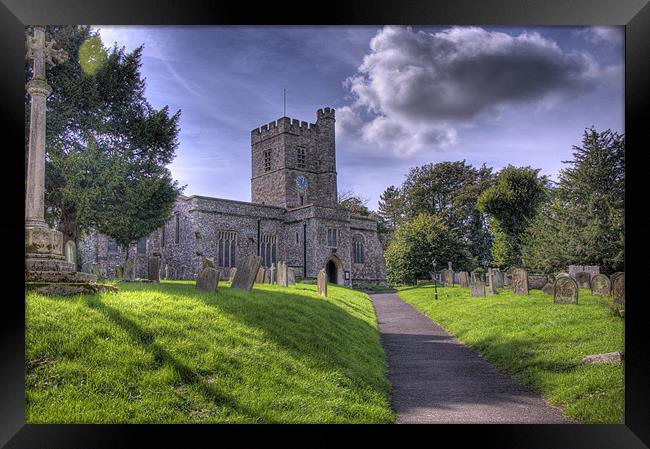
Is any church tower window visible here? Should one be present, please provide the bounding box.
[137,237,147,254]
[297,147,306,169]
[217,231,237,267]
[107,238,117,254]
[175,214,180,244]
[260,234,277,267]
[264,149,272,172]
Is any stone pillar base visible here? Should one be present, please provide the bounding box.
[25,225,98,284]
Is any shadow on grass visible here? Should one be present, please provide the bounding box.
[82,295,266,422]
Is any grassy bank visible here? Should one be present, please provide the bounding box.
[397,285,624,423]
[26,281,393,423]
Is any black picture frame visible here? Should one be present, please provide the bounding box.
[2,0,648,447]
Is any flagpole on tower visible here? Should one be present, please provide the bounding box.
[283,88,286,117]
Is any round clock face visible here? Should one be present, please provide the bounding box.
[296,175,308,191]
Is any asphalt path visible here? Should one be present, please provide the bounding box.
[370,292,568,424]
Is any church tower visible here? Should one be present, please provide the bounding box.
[251,108,338,209]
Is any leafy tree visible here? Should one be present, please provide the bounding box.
[26,26,183,254]
[400,161,494,265]
[522,128,624,274]
[377,185,404,229]
[384,213,471,285]
[477,165,548,268]
[338,189,372,216]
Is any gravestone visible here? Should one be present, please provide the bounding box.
[528,274,547,290]
[115,265,123,279]
[269,263,276,284]
[231,255,261,291]
[263,269,271,284]
[255,266,265,284]
[487,272,497,295]
[505,267,517,286]
[459,271,470,288]
[448,261,453,270]
[124,258,135,281]
[553,276,578,304]
[511,268,529,295]
[148,255,161,283]
[569,265,600,279]
[575,271,591,289]
[64,240,76,265]
[470,280,485,297]
[441,268,454,287]
[611,272,625,307]
[196,267,219,292]
[453,272,461,284]
[555,272,570,280]
[201,257,215,270]
[164,264,169,280]
[276,261,288,287]
[229,267,237,282]
[590,274,611,296]
[287,268,296,285]
[492,269,504,289]
[542,282,554,295]
[317,268,327,297]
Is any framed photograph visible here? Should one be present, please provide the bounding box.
[3,0,649,447]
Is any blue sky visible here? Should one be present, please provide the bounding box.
[94,26,624,209]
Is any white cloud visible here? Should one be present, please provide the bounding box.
[576,26,624,46]
[340,26,603,157]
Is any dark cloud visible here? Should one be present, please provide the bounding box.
[339,26,604,156]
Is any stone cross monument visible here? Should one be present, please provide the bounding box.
[25,26,96,284]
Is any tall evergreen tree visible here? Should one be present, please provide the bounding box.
[522,128,624,273]
[26,26,183,252]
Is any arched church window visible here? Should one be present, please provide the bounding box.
[217,231,237,267]
[353,236,365,264]
[260,234,277,268]
[108,238,117,254]
[137,237,147,254]
[327,228,338,248]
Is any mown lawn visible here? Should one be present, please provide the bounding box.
[26,281,394,423]
[397,284,624,424]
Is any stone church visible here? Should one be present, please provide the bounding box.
[79,108,387,286]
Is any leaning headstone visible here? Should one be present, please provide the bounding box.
[441,268,454,287]
[196,267,219,292]
[123,259,135,281]
[590,274,611,296]
[229,267,237,282]
[201,257,215,270]
[255,266,265,284]
[575,271,591,289]
[115,265,123,279]
[470,280,485,297]
[231,255,261,291]
[459,271,470,288]
[511,268,529,295]
[611,272,625,307]
[287,268,296,285]
[542,282,554,295]
[148,255,161,283]
[64,240,76,265]
[317,268,327,297]
[276,261,288,287]
[553,276,578,304]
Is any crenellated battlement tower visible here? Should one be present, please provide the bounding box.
[251,108,337,209]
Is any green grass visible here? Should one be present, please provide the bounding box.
[397,285,624,424]
[26,281,394,423]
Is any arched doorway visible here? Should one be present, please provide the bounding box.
[324,255,343,285]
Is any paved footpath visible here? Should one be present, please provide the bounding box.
[370,292,568,424]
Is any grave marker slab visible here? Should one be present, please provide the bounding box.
[196,267,219,292]
[231,255,261,291]
[123,259,135,281]
[590,274,611,296]
[276,261,288,287]
[201,257,215,270]
[511,268,529,295]
[441,268,454,287]
[229,267,237,282]
[611,272,624,307]
[459,271,470,288]
[553,276,578,304]
[542,282,554,295]
[115,265,123,279]
[287,267,296,285]
[148,256,161,283]
[255,267,265,284]
[64,240,76,265]
[575,271,591,289]
[470,280,485,297]
[317,268,327,297]
[487,273,497,295]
